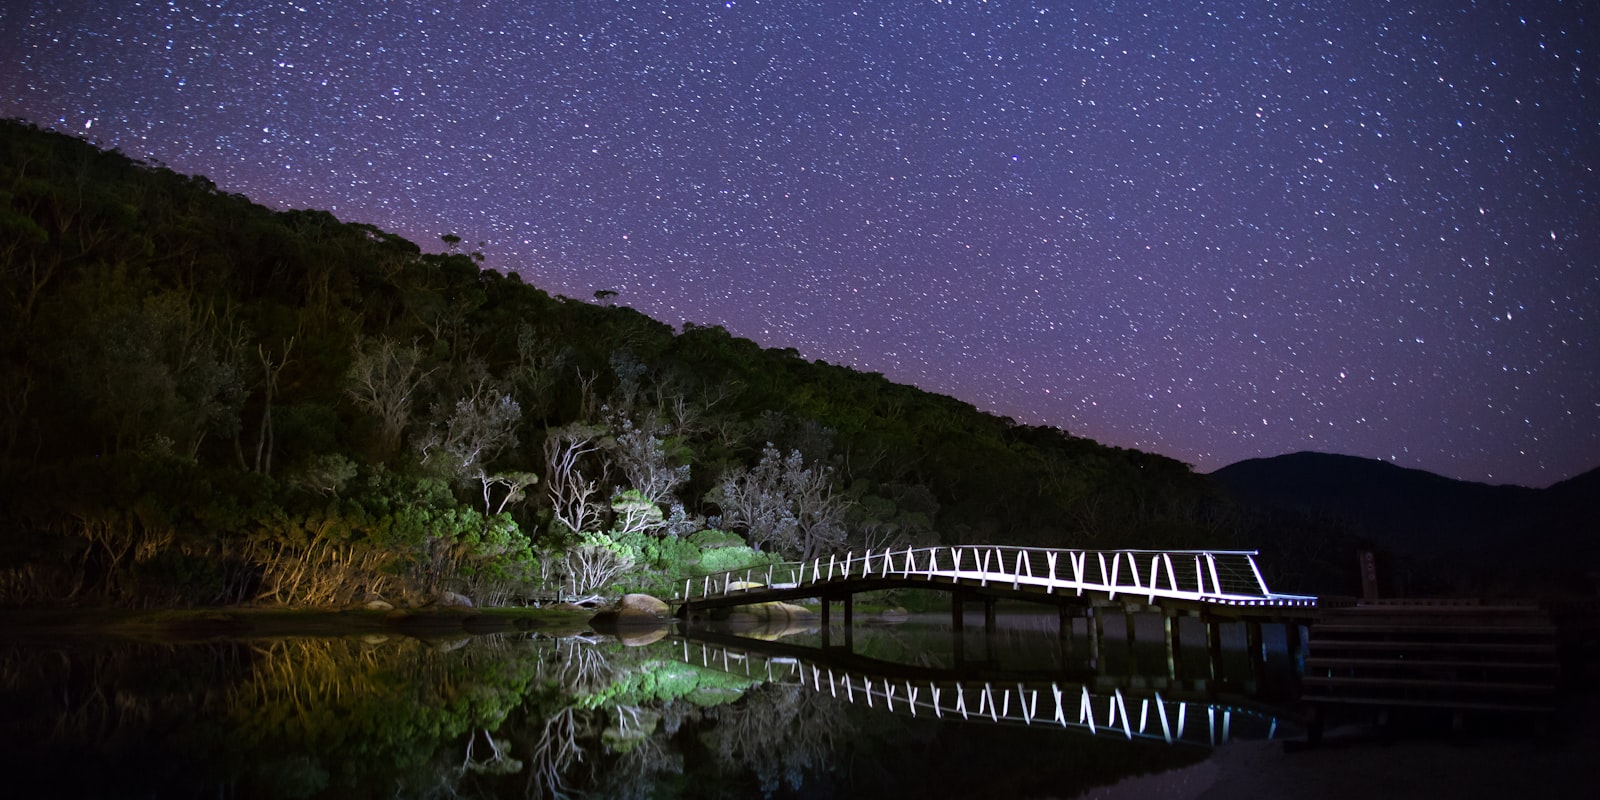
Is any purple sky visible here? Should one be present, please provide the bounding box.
[4,1,1596,487]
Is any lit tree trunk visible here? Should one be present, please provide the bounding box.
[543,424,608,534]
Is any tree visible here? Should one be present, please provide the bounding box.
[711,446,849,560]
[609,488,665,536]
[510,322,568,422]
[543,423,609,534]
[416,375,522,490]
[241,336,294,475]
[481,470,539,516]
[550,532,633,599]
[345,336,433,457]
[57,284,244,458]
[711,446,797,555]
[608,418,689,508]
[783,451,849,561]
[607,350,651,420]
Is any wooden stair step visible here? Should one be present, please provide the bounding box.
[1299,695,1557,713]
[1325,604,1541,614]
[1301,675,1556,693]
[1303,657,1559,672]
[1310,623,1555,635]
[1305,640,1557,654]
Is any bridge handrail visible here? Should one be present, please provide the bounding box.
[672,544,1316,608]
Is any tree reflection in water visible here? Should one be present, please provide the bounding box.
[0,624,1239,798]
[701,683,847,796]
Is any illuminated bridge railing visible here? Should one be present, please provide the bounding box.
[677,638,1283,747]
[673,545,1316,609]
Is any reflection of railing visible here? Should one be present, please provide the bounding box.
[675,545,1316,608]
[675,637,1285,747]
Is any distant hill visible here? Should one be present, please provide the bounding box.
[1208,452,1599,589]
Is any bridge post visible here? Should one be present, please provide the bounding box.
[1245,620,1265,686]
[983,596,999,661]
[1285,622,1302,660]
[1206,616,1224,682]
[1164,609,1184,681]
[1058,606,1075,663]
[820,598,832,648]
[950,589,967,665]
[1088,605,1104,670]
[1124,605,1139,670]
[844,594,856,651]
[1285,621,1304,687]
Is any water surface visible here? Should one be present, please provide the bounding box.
[0,609,1301,798]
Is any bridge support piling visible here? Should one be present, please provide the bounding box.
[950,590,966,664]
[818,594,854,652]
[1206,617,1224,682]
[1245,620,1265,685]
[983,597,999,660]
[1088,606,1104,670]
[1058,606,1075,664]
[844,595,855,651]
[1124,606,1139,670]
[1164,610,1184,681]
[1284,622,1305,694]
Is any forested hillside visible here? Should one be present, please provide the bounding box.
[0,120,1257,608]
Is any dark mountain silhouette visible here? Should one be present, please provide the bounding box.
[1208,452,1599,594]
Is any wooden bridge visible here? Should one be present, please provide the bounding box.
[673,545,1315,689]
[674,545,1316,616]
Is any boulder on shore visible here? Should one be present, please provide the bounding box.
[434,591,475,608]
[590,593,672,630]
[721,600,816,626]
[717,601,818,640]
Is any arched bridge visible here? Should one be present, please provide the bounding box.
[673,545,1316,617]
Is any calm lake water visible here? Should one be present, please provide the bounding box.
[0,608,1304,798]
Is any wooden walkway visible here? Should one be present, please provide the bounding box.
[1301,599,1561,735]
[673,545,1317,615]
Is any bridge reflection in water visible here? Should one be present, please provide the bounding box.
[671,628,1296,750]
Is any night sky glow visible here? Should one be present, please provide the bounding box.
[3,1,1596,487]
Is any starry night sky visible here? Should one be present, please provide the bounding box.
[3,1,1596,488]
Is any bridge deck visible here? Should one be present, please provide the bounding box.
[674,545,1316,615]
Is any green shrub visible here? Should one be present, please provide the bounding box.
[698,546,779,574]
[687,529,744,550]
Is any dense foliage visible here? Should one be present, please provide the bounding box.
[0,120,1277,608]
